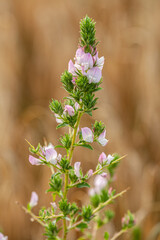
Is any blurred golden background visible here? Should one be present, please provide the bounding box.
[0,0,160,239]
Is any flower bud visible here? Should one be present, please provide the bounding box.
[87,169,93,178]
[98,152,107,164]
[64,105,75,116]
[100,172,107,178]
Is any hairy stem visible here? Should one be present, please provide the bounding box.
[93,155,127,176]
[110,228,127,240]
[63,111,83,240]
[68,188,129,230]
[22,206,46,227]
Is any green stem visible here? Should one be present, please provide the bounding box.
[93,188,129,215]
[68,155,126,189]
[68,188,129,230]
[63,111,83,240]
[110,228,127,240]
[22,206,46,227]
[93,155,127,176]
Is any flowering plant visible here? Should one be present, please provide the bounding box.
[22,16,135,240]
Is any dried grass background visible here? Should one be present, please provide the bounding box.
[0,0,160,239]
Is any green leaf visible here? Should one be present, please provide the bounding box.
[86,111,92,116]
[76,222,88,229]
[76,182,90,188]
[79,144,93,150]
[56,122,68,129]
[54,145,66,149]
[104,232,109,240]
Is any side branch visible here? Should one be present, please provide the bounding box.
[68,188,129,230]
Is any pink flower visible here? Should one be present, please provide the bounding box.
[54,114,63,124]
[44,144,57,164]
[75,102,80,111]
[81,127,94,143]
[98,152,107,164]
[29,155,42,165]
[75,47,93,71]
[100,172,107,178]
[108,187,113,195]
[88,188,96,196]
[98,130,108,146]
[72,77,76,84]
[29,191,38,208]
[74,162,81,177]
[86,67,102,83]
[57,153,62,162]
[87,169,93,178]
[75,47,84,60]
[64,105,75,116]
[106,154,114,164]
[50,202,57,211]
[0,233,8,240]
[93,52,105,70]
[68,60,76,75]
[94,175,107,193]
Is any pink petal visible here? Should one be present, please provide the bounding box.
[68,60,76,75]
[44,145,57,164]
[81,127,94,143]
[75,102,80,111]
[94,175,107,193]
[75,47,84,59]
[86,67,102,83]
[98,130,109,146]
[30,191,38,208]
[106,154,114,164]
[98,152,107,164]
[64,105,75,116]
[88,188,96,196]
[0,233,8,240]
[29,155,41,165]
[87,169,93,178]
[74,162,81,177]
[97,56,104,70]
[50,202,57,211]
[79,53,93,70]
[54,114,63,124]
[100,172,107,178]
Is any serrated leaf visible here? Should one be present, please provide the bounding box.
[76,182,90,188]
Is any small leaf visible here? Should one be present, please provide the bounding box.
[76,182,90,188]
[86,111,92,116]
[54,145,65,149]
[104,232,109,240]
[76,222,88,229]
[79,144,93,150]
[56,122,68,129]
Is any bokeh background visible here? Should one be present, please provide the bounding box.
[0,0,160,239]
